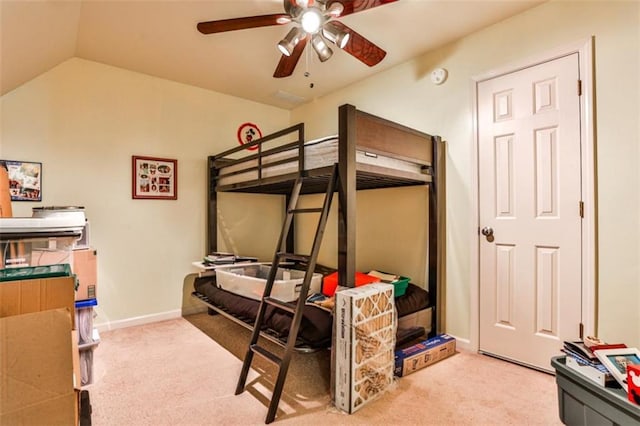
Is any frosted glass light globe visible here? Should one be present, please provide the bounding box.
[300,9,322,34]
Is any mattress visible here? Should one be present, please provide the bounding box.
[217,136,425,186]
[193,276,430,349]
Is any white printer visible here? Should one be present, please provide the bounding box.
[0,206,86,238]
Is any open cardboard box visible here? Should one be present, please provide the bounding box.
[0,308,80,425]
[0,275,76,328]
[0,275,80,424]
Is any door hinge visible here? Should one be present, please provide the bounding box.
[579,201,584,218]
[578,79,582,96]
[579,322,584,339]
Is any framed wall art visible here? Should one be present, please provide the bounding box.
[595,347,640,391]
[237,122,262,151]
[1,160,42,201]
[132,155,177,200]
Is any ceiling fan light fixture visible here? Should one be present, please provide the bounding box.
[326,2,344,18]
[323,22,349,49]
[311,35,333,62]
[197,0,395,78]
[277,27,304,56]
[300,9,323,34]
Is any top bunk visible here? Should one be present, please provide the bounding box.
[209,104,440,195]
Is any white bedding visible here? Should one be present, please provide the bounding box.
[217,135,424,186]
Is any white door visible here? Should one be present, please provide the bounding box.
[478,53,583,372]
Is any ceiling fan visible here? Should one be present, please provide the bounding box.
[197,0,397,78]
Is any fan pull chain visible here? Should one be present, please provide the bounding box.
[304,42,315,88]
[304,41,310,77]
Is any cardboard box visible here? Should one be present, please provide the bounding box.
[0,275,76,329]
[394,334,456,377]
[72,248,97,300]
[72,329,82,390]
[334,283,396,414]
[0,309,77,425]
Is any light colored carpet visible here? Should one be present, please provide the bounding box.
[87,314,562,425]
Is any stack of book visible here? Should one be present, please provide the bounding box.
[202,252,258,265]
[562,340,625,386]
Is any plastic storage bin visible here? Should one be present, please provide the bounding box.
[551,356,640,425]
[0,234,78,269]
[76,298,99,386]
[0,263,73,282]
[392,277,410,297]
[215,264,322,302]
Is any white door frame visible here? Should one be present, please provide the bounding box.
[469,38,596,352]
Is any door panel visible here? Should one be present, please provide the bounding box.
[478,54,582,372]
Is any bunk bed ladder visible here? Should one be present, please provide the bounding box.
[235,164,338,424]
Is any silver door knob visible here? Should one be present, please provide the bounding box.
[481,227,494,242]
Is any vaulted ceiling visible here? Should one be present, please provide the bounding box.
[1,0,545,109]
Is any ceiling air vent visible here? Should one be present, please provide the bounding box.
[273,90,307,106]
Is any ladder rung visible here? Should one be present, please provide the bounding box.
[264,297,296,314]
[277,252,309,262]
[250,344,282,366]
[289,207,323,214]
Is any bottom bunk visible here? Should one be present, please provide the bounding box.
[192,274,433,353]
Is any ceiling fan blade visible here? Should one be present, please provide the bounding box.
[273,36,308,78]
[283,0,302,16]
[330,21,386,67]
[326,0,397,17]
[197,14,290,34]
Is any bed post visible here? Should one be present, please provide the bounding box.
[286,123,305,254]
[285,193,294,253]
[338,104,357,288]
[429,137,446,335]
[208,155,218,255]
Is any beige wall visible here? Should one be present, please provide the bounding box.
[290,0,640,347]
[0,58,289,327]
[1,0,638,348]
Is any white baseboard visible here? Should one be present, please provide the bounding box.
[446,333,472,352]
[95,309,182,333]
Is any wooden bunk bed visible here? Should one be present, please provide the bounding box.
[192,103,445,351]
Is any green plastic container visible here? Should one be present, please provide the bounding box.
[0,263,73,282]
[393,276,410,297]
